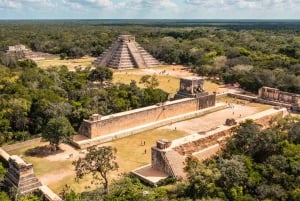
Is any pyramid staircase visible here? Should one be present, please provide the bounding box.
[163,150,186,179]
[4,155,42,195]
[93,35,160,69]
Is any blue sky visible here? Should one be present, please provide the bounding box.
[0,0,299,19]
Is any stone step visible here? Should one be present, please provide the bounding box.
[164,150,186,179]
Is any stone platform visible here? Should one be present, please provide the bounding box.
[132,108,288,184]
[131,165,169,186]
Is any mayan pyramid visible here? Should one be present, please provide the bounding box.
[93,35,160,69]
[5,155,42,195]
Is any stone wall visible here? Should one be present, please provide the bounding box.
[150,108,287,179]
[259,87,300,105]
[2,138,42,152]
[79,94,216,138]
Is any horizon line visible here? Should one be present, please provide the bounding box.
[0,18,300,21]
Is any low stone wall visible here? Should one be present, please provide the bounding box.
[74,103,225,149]
[2,138,42,152]
[227,93,257,102]
[79,94,216,138]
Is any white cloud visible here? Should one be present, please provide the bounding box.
[116,0,177,10]
[63,0,113,9]
[185,0,299,9]
[0,0,22,9]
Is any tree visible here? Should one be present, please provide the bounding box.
[183,156,223,200]
[17,195,42,201]
[73,146,119,193]
[0,192,11,201]
[41,117,75,151]
[139,75,159,88]
[87,66,113,83]
[288,122,300,144]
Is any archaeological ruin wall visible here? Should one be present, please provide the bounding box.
[150,108,288,179]
[259,87,300,105]
[78,93,216,138]
[258,87,300,112]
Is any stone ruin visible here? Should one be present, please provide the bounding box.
[93,35,160,69]
[258,87,300,112]
[4,155,42,196]
[174,77,207,99]
[77,77,216,140]
[132,107,288,185]
[7,44,29,53]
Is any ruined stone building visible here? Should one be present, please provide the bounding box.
[4,155,42,196]
[7,45,28,53]
[258,87,300,111]
[174,77,207,99]
[93,35,160,69]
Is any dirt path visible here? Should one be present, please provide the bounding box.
[40,169,74,185]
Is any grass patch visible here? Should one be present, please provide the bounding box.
[103,128,188,172]
[113,71,220,97]
[7,128,187,193]
[36,56,94,70]
[113,74,180,97]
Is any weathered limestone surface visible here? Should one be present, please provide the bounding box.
[94,35,160,69]
[78,77,216,139]
[258,87,300,112]
[174,77,207,99]
[78,94,216,139]
[4,155,42,195]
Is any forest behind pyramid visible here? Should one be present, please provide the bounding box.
[93,35,160,69]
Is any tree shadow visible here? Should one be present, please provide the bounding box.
[25,145,63,157]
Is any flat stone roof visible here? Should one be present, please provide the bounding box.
[131,164,169,185]
[181,76,204,80]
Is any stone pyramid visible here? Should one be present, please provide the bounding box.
[93,35,160,69]
[5,155,42,195]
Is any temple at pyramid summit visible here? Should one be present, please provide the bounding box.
[93,35,160,69]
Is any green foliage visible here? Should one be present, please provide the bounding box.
[140,75,159,89]
[87,66,113,83]
[73,146,119,193]
[180,116,300,201]
[41,116,75,150]
[104,177,168,201]
[0,192,11,201]
[0,63,168,145]
[17,195,42,201]
[288,122,300,144]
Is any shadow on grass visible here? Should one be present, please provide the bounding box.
[25,145,63,157]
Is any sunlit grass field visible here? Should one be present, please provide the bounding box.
[8,128,187,193]
[35,56,94,70]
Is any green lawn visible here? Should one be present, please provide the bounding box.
[36,56,94,70]
[7,128,188,194]
[113,72,220,97]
